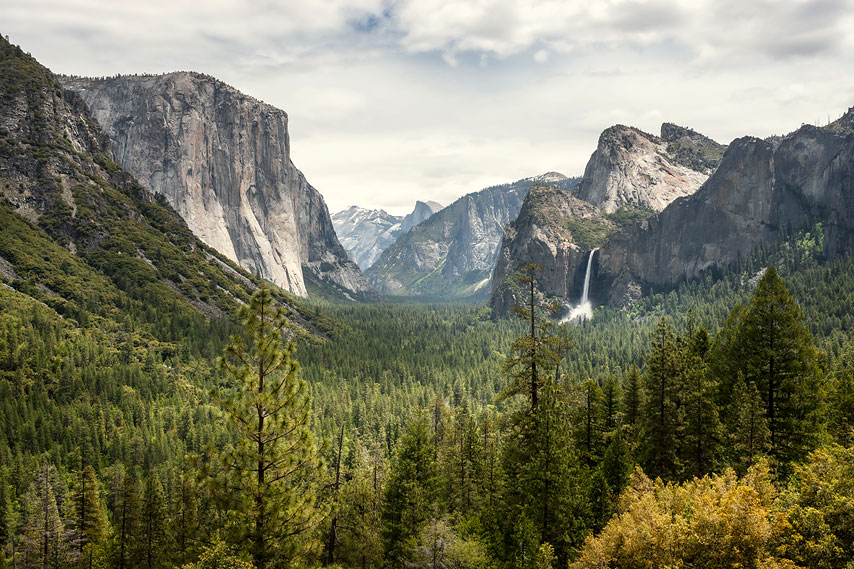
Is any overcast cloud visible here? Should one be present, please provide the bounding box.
[3,0,853,214]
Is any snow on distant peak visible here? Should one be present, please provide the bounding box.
[529,172,569,183]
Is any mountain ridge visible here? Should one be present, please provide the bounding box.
[60,71,374,300]
[366,173,579,299]
[332,200,442,270]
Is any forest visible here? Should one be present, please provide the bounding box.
[1,222,854,569]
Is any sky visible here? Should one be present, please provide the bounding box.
[3,0,854,216]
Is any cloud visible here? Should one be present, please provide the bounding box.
[2,0,853,215]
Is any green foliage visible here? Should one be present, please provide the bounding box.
[571,462,791,569]
[714,267,825,468]
[777,445,854,568]
[382,414,438,568]
[638,319,682,479]
[604,206,654,228]
[181,542,253,569]
[209,287,322,569]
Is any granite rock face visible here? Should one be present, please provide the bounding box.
[332,200,442,270]
[489,123,730,315]
[400,200,442,233]
[490,185,614,315]
[573,124,725,213]
[597,111,854,306]
[61,72,374,298]
[366,173,578,298]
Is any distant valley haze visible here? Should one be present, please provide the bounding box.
[4,0,853,214]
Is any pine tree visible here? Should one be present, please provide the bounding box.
[69,465,107,569]
[728,372,770,473]
[828,345,854,445]
[678,326,722,479]
[498,264,570,410]
[382,414,437,569]
[0,469,11,558]
[498,264,586,564]
[112,469,142,569]
[639,319,683,480]
[733,267,824,466]
[17,463,71,569]
[172,464,200,566]
[210,286,322,569]
[335,440,384,569]
[502,378,585,564]
[142,472,167,569]
[622,365,642,440]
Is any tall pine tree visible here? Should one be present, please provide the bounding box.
[210,286,322,569]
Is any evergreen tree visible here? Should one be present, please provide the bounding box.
[172,464,201,567]
[210,286,322,569]
[68,465,107,569]
[678,326,722,479]
[728,373,771,473]
[622,365,642,440]
[0,469,11,559]
[17,464,71,569]
[733,267,824,466]
[502,378,585,564]
[498,264,570,410]
[382,414,437,569]
[142,472,167,569]
[828,345,854,446]
[639,319,683,480]
[335,440,385,569]
[112,469,142,569]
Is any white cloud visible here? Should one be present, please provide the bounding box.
[2,0,853,215]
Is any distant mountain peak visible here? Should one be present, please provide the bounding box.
[572,122,725,214]
[526,172,569,183]
[332,200,443,271]
[366,174,580,299]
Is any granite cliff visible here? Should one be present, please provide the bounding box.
[61,72,373,299]
[573,123,725,213]
[367,173,578,299]
[597,111,854,306]
[490,185,615,315]
[0,37,323,331]
[489,124,721,315]
[332,200,442,270]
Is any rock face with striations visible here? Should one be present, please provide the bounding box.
[597,109,854,306]
[490,185,615,315]
[61,72,374,299]
[573,123,725,213]
[400,200,442,233]
[367,173,578,298]
[332,200,441,270]
[489,124,722,316]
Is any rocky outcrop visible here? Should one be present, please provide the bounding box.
[332,200,442,270]
[366,173,578,298]
[0,36,322,329]
[573,124,725,213]
[597,110,854,306]
[488,123,728,315]
[490,185,614,315]
[400,200,442,233]
[60,72,374,299]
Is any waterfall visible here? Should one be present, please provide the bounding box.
[563,249,597,323]
[581,248,595,305]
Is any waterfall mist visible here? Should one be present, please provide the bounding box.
[563,249,597,323]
